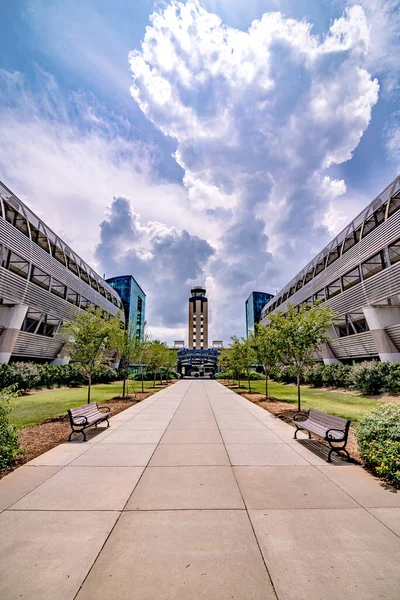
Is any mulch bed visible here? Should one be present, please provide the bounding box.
[222,384,361,463]
[2,392,154,478]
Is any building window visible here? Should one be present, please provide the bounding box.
[314,259,325,276]
[50,242,66,266]
[14,212,29,237]
[326,246,340,267]
[30,266,50,290]
[67,257,80,277]
[326,278,342,299]
[99,286,106,298]
[6,250,29,279]
[361,251,385,280]
[388,238,400,265]
[30,224,50,252]
[304,270,313,284]
[22,310,42,333]
[348,312,369,333]
[81,269,90,285]
[67,289,80,306]
[105,289,112,302]
[388,194,400,218]
[314,289,326,303]
[36,315,60,337]
[90,277,99,292]
[80,297,91,310]
[4,200,17,225]
[51,278,66,299]
[342,266,361,291]
[362,205,386,238]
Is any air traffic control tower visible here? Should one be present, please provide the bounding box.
[188,286,208,349]
[178,285,219,378]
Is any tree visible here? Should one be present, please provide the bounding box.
[269,302,336,411]
[230,336,256,392]
[250,324,280,398]
[61,306,122,404]
[118,317,142,399]
[146,340,169,388]
[219,348,234,383]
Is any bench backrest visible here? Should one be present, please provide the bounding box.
[68,403,100,421]
[308,408,350,432]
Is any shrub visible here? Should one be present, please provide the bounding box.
[303,364,324,387]
[0,387,20,472]
[350,361,389,395]
[386,363,400,394]
[321,364,352,388]
[92,365,119,384]
[356,404,400,485]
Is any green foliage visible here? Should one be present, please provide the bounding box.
[0,387,20,472]
[269,302,336,409]
[386,363,400,394]
[302,364,352,388]
[351,361,389,395]
[216,370,264,381]
[61,306,123,402]
[0,362,118,392]
[356,404,400,485]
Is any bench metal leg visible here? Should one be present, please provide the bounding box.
[327,440,350,462]
[294,425,311,440]
[68,428,87,442]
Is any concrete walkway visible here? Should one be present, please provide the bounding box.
[1,380,400,599]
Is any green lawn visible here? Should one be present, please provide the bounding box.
[11,380,158,428]
[230,380,380,423]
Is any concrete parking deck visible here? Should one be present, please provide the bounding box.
[1,380,400,599]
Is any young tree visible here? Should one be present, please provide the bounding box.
[61,306,122,404]
[218,348,234,383]
[269,303,336,411]
[146,340,169,388]
[118,317,142,399]
[230,336,256,392]
[250,324,281,398]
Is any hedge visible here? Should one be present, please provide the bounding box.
[0,362,119,393]
[356,404,400,486]
[0,387,20,472]
[269,361,400,395]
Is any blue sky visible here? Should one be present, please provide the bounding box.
[0,0,399,343]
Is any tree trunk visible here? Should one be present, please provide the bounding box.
[247,371,251,393]
[265,370,268,398]
[87,374,91,404]
[297,371,301,412]
[153,370,156,388]
[122,377,126,399]
[238,376,241,388]
[141,366,144,393]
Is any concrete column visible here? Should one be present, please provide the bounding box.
[188,301,194,349]
[203,300,209,349]
[0,304,28,364]
[320,342,341,365]
[51,343,70,366]
[362,305,400,362]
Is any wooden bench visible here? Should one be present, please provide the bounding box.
[68,403,111,442]
[293,408,351,462]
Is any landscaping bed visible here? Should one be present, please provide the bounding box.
[3,392,153,477]
[240,391,361,462]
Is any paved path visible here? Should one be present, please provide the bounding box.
[1,380,400,599]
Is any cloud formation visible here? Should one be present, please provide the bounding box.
[95,195,215,328]
[126,0,379,340]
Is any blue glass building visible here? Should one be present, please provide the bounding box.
[106,275,146,340]
[245,291,274,337]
